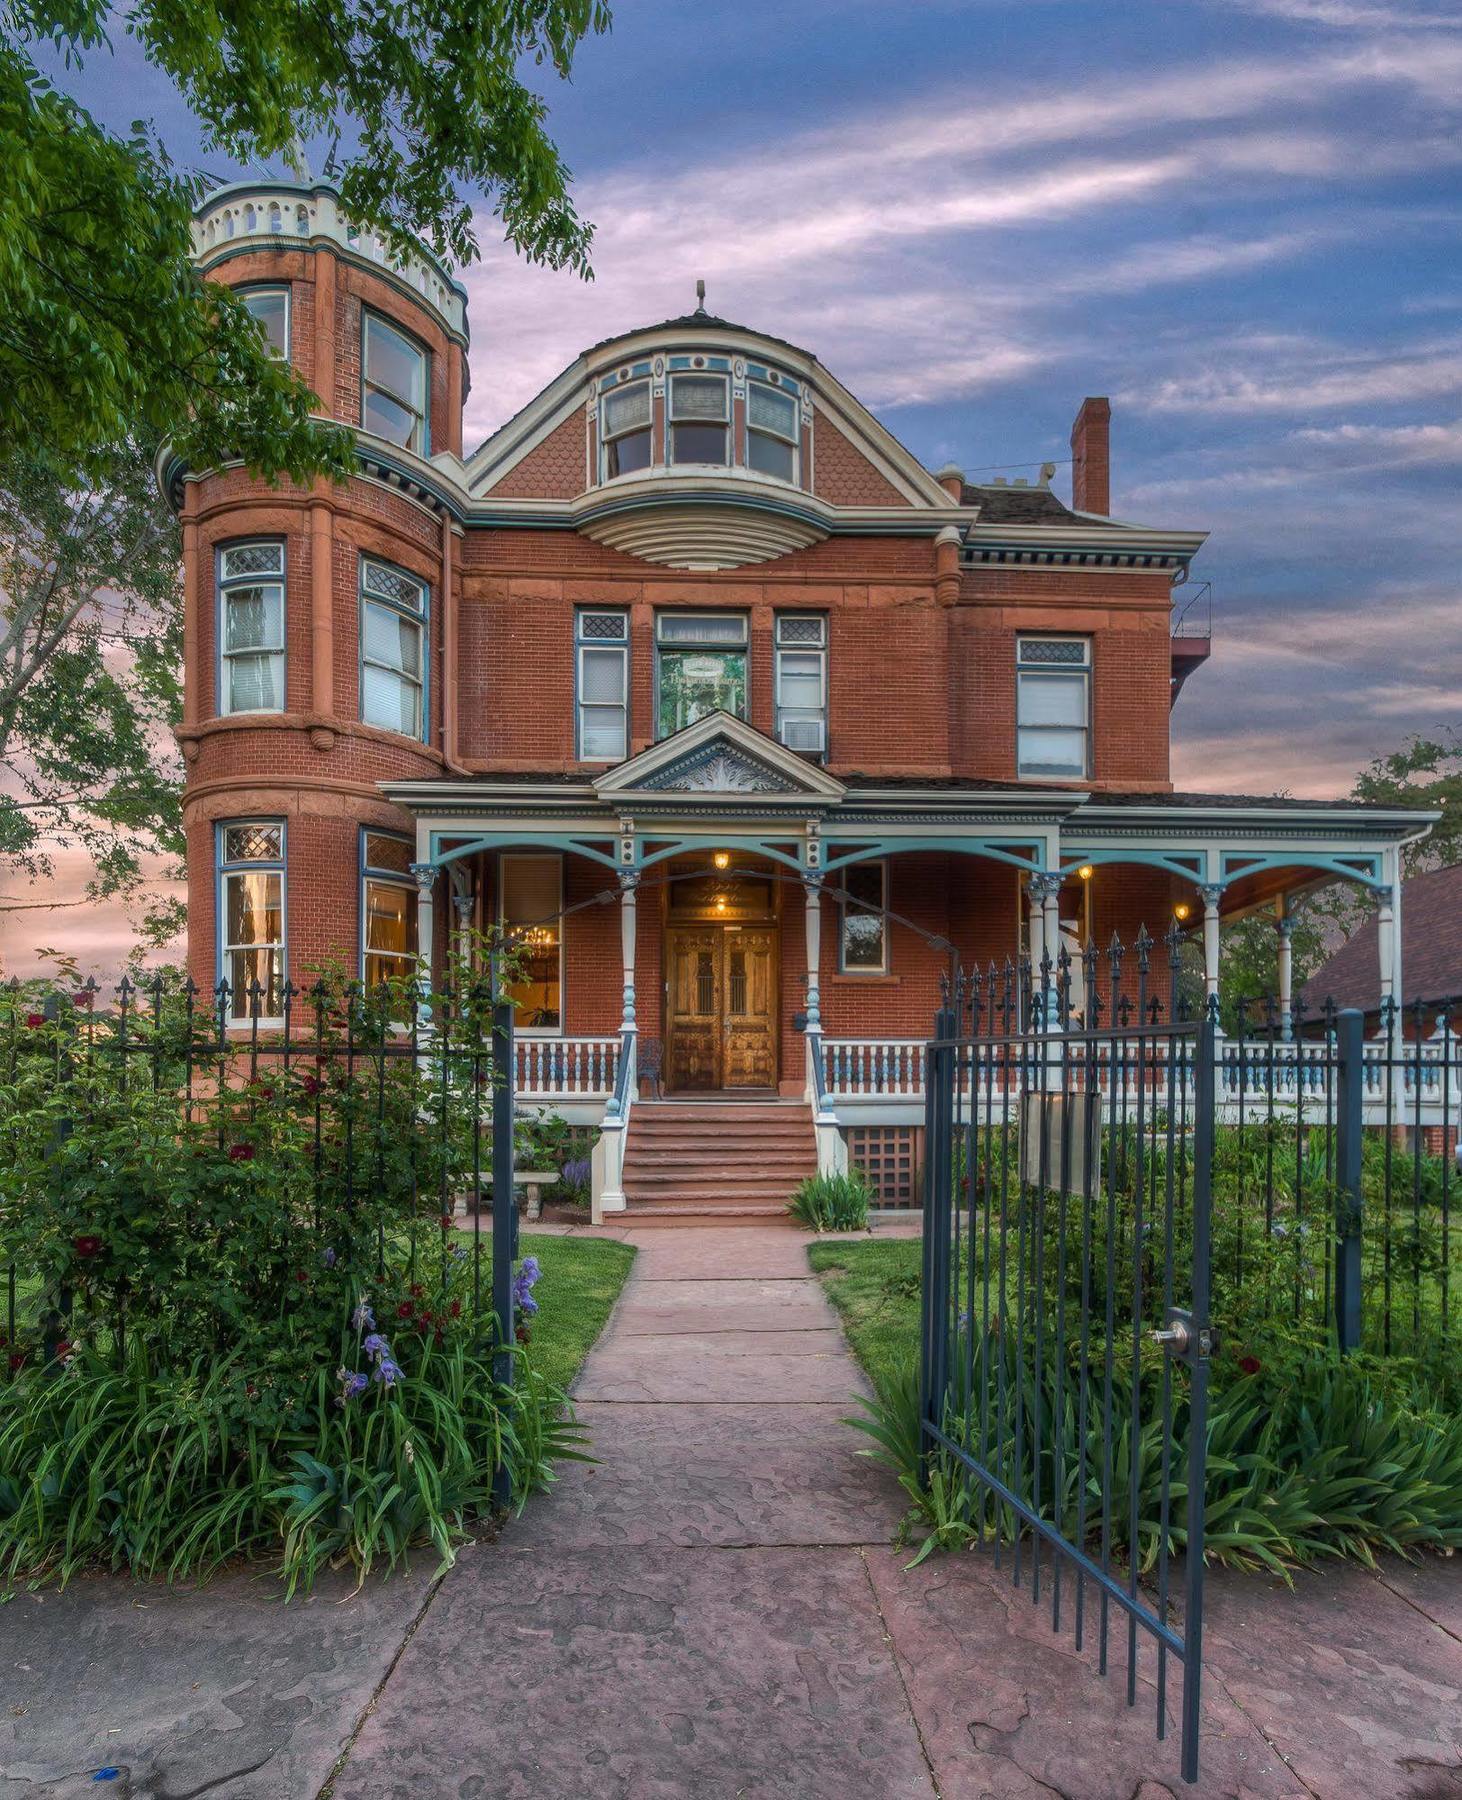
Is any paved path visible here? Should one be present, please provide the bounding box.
[4,1224,1460,1799]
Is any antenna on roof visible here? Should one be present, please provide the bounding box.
[694,278,707,316]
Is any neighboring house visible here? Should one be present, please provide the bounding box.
[168,181,1436,1215]
[1300,862,1462,1031]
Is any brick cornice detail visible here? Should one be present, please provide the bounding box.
[176,712,461,771]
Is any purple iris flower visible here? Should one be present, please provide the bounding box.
[322,1248,338,1269]
[362,1332,389,1361]
[350,1301,374,1330]
[374,1357,403,1386]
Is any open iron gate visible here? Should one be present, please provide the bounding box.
[919,982,1216,1785]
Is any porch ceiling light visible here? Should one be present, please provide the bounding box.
[1173,901,1191,922]
[1076,864,1095,881]
[712,850,731,870]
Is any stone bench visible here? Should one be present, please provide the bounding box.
[454,1169,559,1224]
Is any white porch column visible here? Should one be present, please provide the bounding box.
[1276,909,1296,1041]
[804,875,823,1035]
[410,861,439,1024]
[1028,873,1063,1020]
[1199,883,1223,1014]
[618,872,639,1034]
[1377,854,1399,1039]
[450,871,474,969]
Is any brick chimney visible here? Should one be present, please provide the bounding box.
[1070,396,1111,515]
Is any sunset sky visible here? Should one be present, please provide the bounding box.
[8,0,1461,979]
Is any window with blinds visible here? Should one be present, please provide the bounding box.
[360,557,427,739]
[218,541,285,715]
[1016,637,1091,778]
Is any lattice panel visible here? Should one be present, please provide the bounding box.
[847,1125,923,1209]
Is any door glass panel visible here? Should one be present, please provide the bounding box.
[696,950,715,1013]
[728,949,747,1014]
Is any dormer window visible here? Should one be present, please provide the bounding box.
[602,380,651,478]
[669,374,729,465]
[748,380,798,482]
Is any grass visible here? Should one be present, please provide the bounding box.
[517,1232,635,1392]
[808,1237,921,1402]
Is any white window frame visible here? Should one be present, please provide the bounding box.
[668,372,730,466]
[217,820,287,1025]
[362,310,430,454]
[498,852,564,1036]
[360,556,428,740]
[840,859,888,975]
[218,540,286,716]
[774,613,827,755]
[747,378,799,483]
[360,828,417,988]
[576,610,629,762]
[239,284,290,358]
[1016,636,1091,780]
[599,379,652,480]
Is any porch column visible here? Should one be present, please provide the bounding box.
[1377,858,1399,1039]
[618,872,639,1034]
[410,861,439,1023]
[1199,883,1223,1015]
[1276,910,1296,1041]
[804,876,823,1035]
[1028,873,1063,1021]
[450,875,474,971]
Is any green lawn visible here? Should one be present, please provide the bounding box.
[519,1232,635,1393]
[808,1237,922,1403]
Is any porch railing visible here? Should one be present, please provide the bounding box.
[513,1035,621,1100]
[824,1037,926,1099]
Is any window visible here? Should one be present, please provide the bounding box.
[669,373,729,465]
[218,541,285,714]
[218,822,285,1022]
[1017,637,1091,779]
[361,831,417,987]
[748,380,799,482]
[577,611,628,761]
[360,557,427,738]
[841,861,887,973]
[240,286,289,357]
[656,613,747,736]
[362,312,429,453]
[500,854,561,1030]
[775,614,827,754]
[601,380,652,478]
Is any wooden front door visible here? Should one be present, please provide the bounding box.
[665,925,777,1092]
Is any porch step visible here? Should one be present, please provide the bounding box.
[621,1099,818,1224]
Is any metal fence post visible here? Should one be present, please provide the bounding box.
[41,994,74,1369]
[1335,1007,1364,1355]
[491,990,517,1505]
[918,1004,957,1474]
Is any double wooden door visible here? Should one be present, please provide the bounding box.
[665,925,778,1092]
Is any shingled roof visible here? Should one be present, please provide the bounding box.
[960,483,1081,524]
[1299,862,1462,1014]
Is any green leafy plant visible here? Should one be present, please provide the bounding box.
[788,1170,872,1232]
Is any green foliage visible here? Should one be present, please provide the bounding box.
[0,442,186,940]
[3,0,609,483]
[1352,729,1461,879]
[788,1169,871,1233]
[1217,906,1328,1035]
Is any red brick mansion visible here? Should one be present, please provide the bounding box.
[170,180,1432,1215]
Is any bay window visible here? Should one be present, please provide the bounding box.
[360,557,427,739]
[362,312,429,453]
[1017,637,1091,779]
[774,614,827,754]
[748,379,798,482]
[500,854,562,1031]
[656,613,747,736]
[218,822,285,1022]
[577,610,629,761]
[601,380,652,477]
[219,541,285,714]
[361,830,417,987]
[841,861,887,973]
[669,373,729,465]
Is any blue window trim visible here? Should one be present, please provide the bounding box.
[215,538,286,718]
[839,857,888,975]
[215,818,287,1020]
[361,308,431,456]
[574,608,630,762]
[358,554,431,744]
[359,826,416,984]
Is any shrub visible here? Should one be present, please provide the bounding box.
[789,1170,871,1232]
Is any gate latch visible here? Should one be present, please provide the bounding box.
[1151,1308,1216,1360]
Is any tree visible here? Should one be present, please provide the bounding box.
[1352,729,1461,876]
[0,441,185,944]
[2,0,609,484]
[1217,906,1328,1035]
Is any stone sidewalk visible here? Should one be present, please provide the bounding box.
[3,1224,1460,1798]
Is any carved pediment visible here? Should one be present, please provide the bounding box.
[641,742,803,794]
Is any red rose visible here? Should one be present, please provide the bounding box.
[449,1299,461,1319]
[8,1352,25,1374]
[410,1283,424,1299]
[1238,1355,1262,1376]
[439,1213,453,1233]
[228,1143,255,1163]
[54,1341,72,1362]
[73,1235,102,1259]
[419,1309,434,1326]
[397,1301,414,1318]
[25,1012,44,1029]
[514,1323,531,1344]
[302,1075,322,1098]
[295,1269,308,1285]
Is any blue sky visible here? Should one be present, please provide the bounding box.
[20,0,1461,972]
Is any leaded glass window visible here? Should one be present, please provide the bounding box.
[1017,637,1090,778]
[219,540,285,715]
[361,830,417,987]
[360,557,427,738]
[218,821,285,1021]
[774,614,826,754]
[576,610,629,761]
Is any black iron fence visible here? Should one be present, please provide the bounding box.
[1,974,518,1493]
